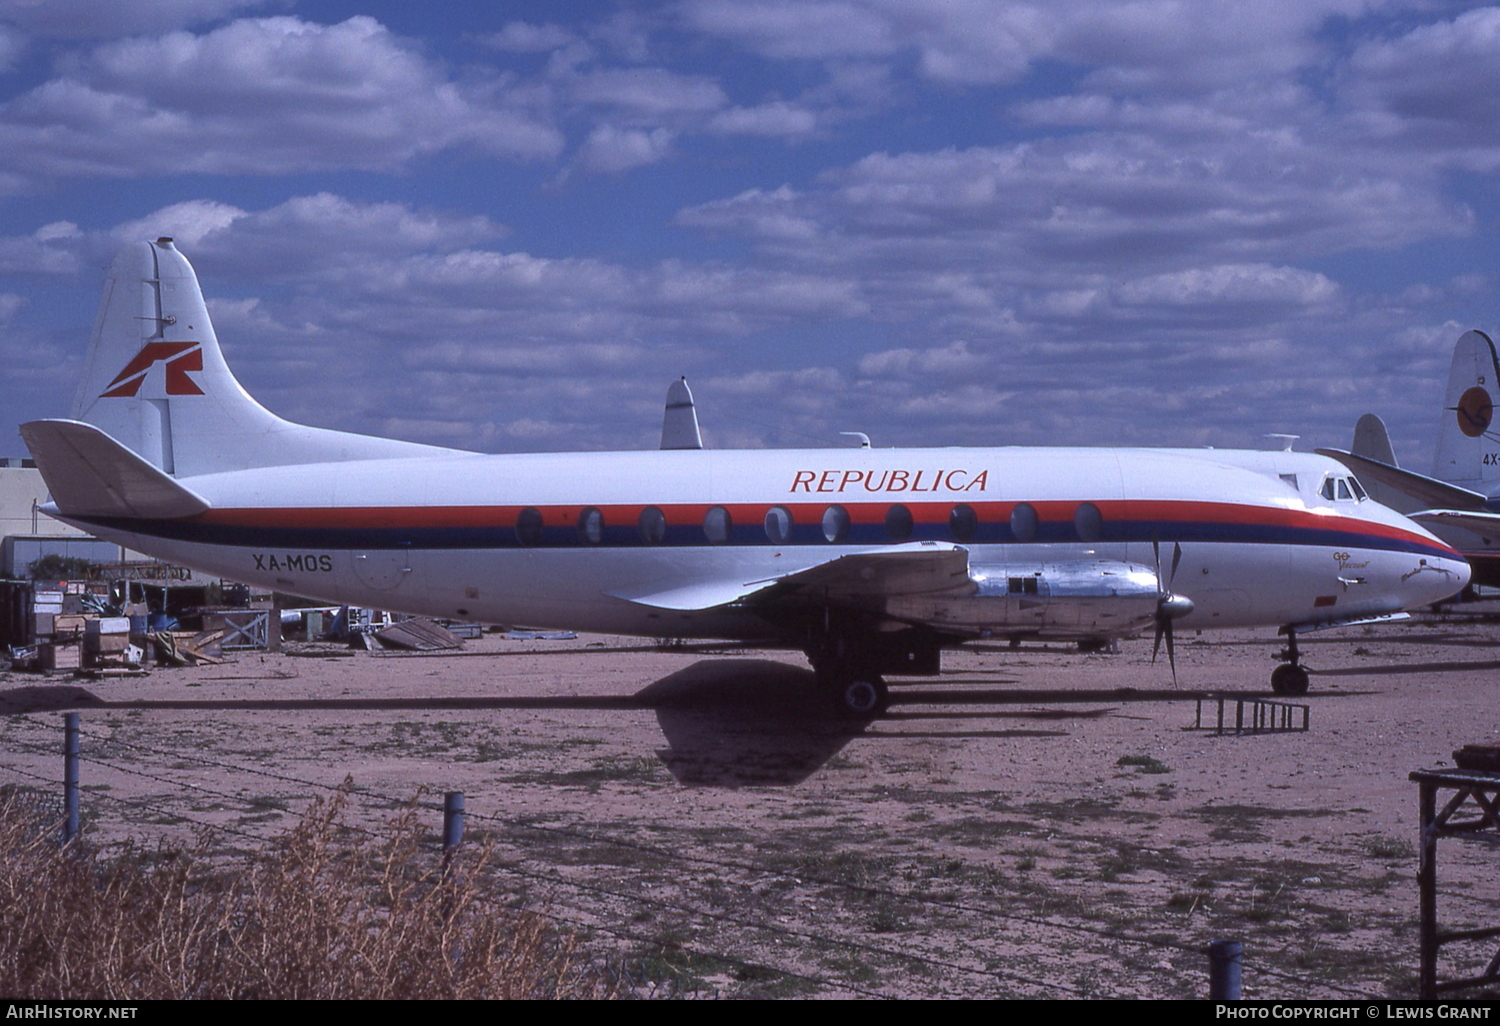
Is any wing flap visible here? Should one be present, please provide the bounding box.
[20,419,211,519]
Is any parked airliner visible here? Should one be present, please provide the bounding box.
[1321,330,1500,589]
[19,240,1469,710]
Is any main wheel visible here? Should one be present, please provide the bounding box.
[1270,663,1309,696]
[835,675,889,717]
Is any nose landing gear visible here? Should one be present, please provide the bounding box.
[1271,627,1310,695]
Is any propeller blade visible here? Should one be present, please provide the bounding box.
[1169,541,1182,591]
[1164,617,1177,687]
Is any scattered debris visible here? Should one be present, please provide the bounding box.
[372,618,463,651]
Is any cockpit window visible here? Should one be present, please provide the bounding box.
[1320,474,1365,503]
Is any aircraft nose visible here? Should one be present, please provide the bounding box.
[1409,554,1470,606]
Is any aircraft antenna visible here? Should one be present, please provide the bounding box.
[840,431,872,449]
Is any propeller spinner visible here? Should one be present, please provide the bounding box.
[1151,538,1195,685]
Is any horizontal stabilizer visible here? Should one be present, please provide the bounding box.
[607,542,970,612]
[19,419,210,519]
[1409,509,1500,536]
[1315,448,1488,511]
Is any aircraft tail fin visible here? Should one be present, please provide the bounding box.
[1351,413,1397,467]
[1347,413,1419,512]
[660,377,703,450]
[1432,329,1500,491]
[72,239,458,478]
[20,419,210,519]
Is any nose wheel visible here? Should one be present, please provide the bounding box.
[1271,627,1310,695]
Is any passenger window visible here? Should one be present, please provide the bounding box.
[515,507,543,547]
[1074,502,1102,542]
[1010,503,1038,543]
[885,504,913,542]
[764,505,793,544]
[822,505,850,543]
[639,506,666,544]
[703,506,731,544]
[577,507,603,545]
[949,503,977,542]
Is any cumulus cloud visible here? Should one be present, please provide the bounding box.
[0,16,562,190]
[0,0,269,39]
[1341,6,1500,164]
[576,124,676,173]
[481,21,577,54]
[708,101,820,137]
[682,0,1369,89]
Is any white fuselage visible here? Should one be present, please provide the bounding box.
[53,444,1469,642]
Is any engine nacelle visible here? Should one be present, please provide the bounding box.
[887,560,1168,637]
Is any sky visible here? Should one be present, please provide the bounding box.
[1,1,1499,467]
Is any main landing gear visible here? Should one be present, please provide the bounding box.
[825,672,890,718]
[1270,627,1310,696]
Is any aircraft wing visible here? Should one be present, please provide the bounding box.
[1315,448,1489,510]
[19,418,211,519]
[1408,509,1500,537]
[607,541,971,611]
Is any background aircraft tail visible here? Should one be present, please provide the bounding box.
[1347,413,1419,512]
[1432,329,1500,492]
[70,239,459,478]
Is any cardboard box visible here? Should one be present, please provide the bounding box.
[88,634,131,654]
[40,643,80,670]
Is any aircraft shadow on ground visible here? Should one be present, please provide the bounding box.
[637,661,1154,786]
[1310,658,1500,677]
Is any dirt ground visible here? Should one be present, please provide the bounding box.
[2,612,1499,999]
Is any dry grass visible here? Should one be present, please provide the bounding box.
[0,788,611,999]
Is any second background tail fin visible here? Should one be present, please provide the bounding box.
[1432,329,1500,492]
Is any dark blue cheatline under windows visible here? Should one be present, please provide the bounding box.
[88,498,1457,563]
[765,505,793,544]
[886,504,913,542]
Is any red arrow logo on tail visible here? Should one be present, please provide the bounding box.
[101,342,204,397]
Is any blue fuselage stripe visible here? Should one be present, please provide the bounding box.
[75,514,1456,562]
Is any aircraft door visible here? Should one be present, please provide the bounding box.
[351,544,413,592]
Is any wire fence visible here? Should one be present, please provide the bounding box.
[0,709,1418,1000]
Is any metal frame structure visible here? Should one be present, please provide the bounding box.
[1410,768,1500,999]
